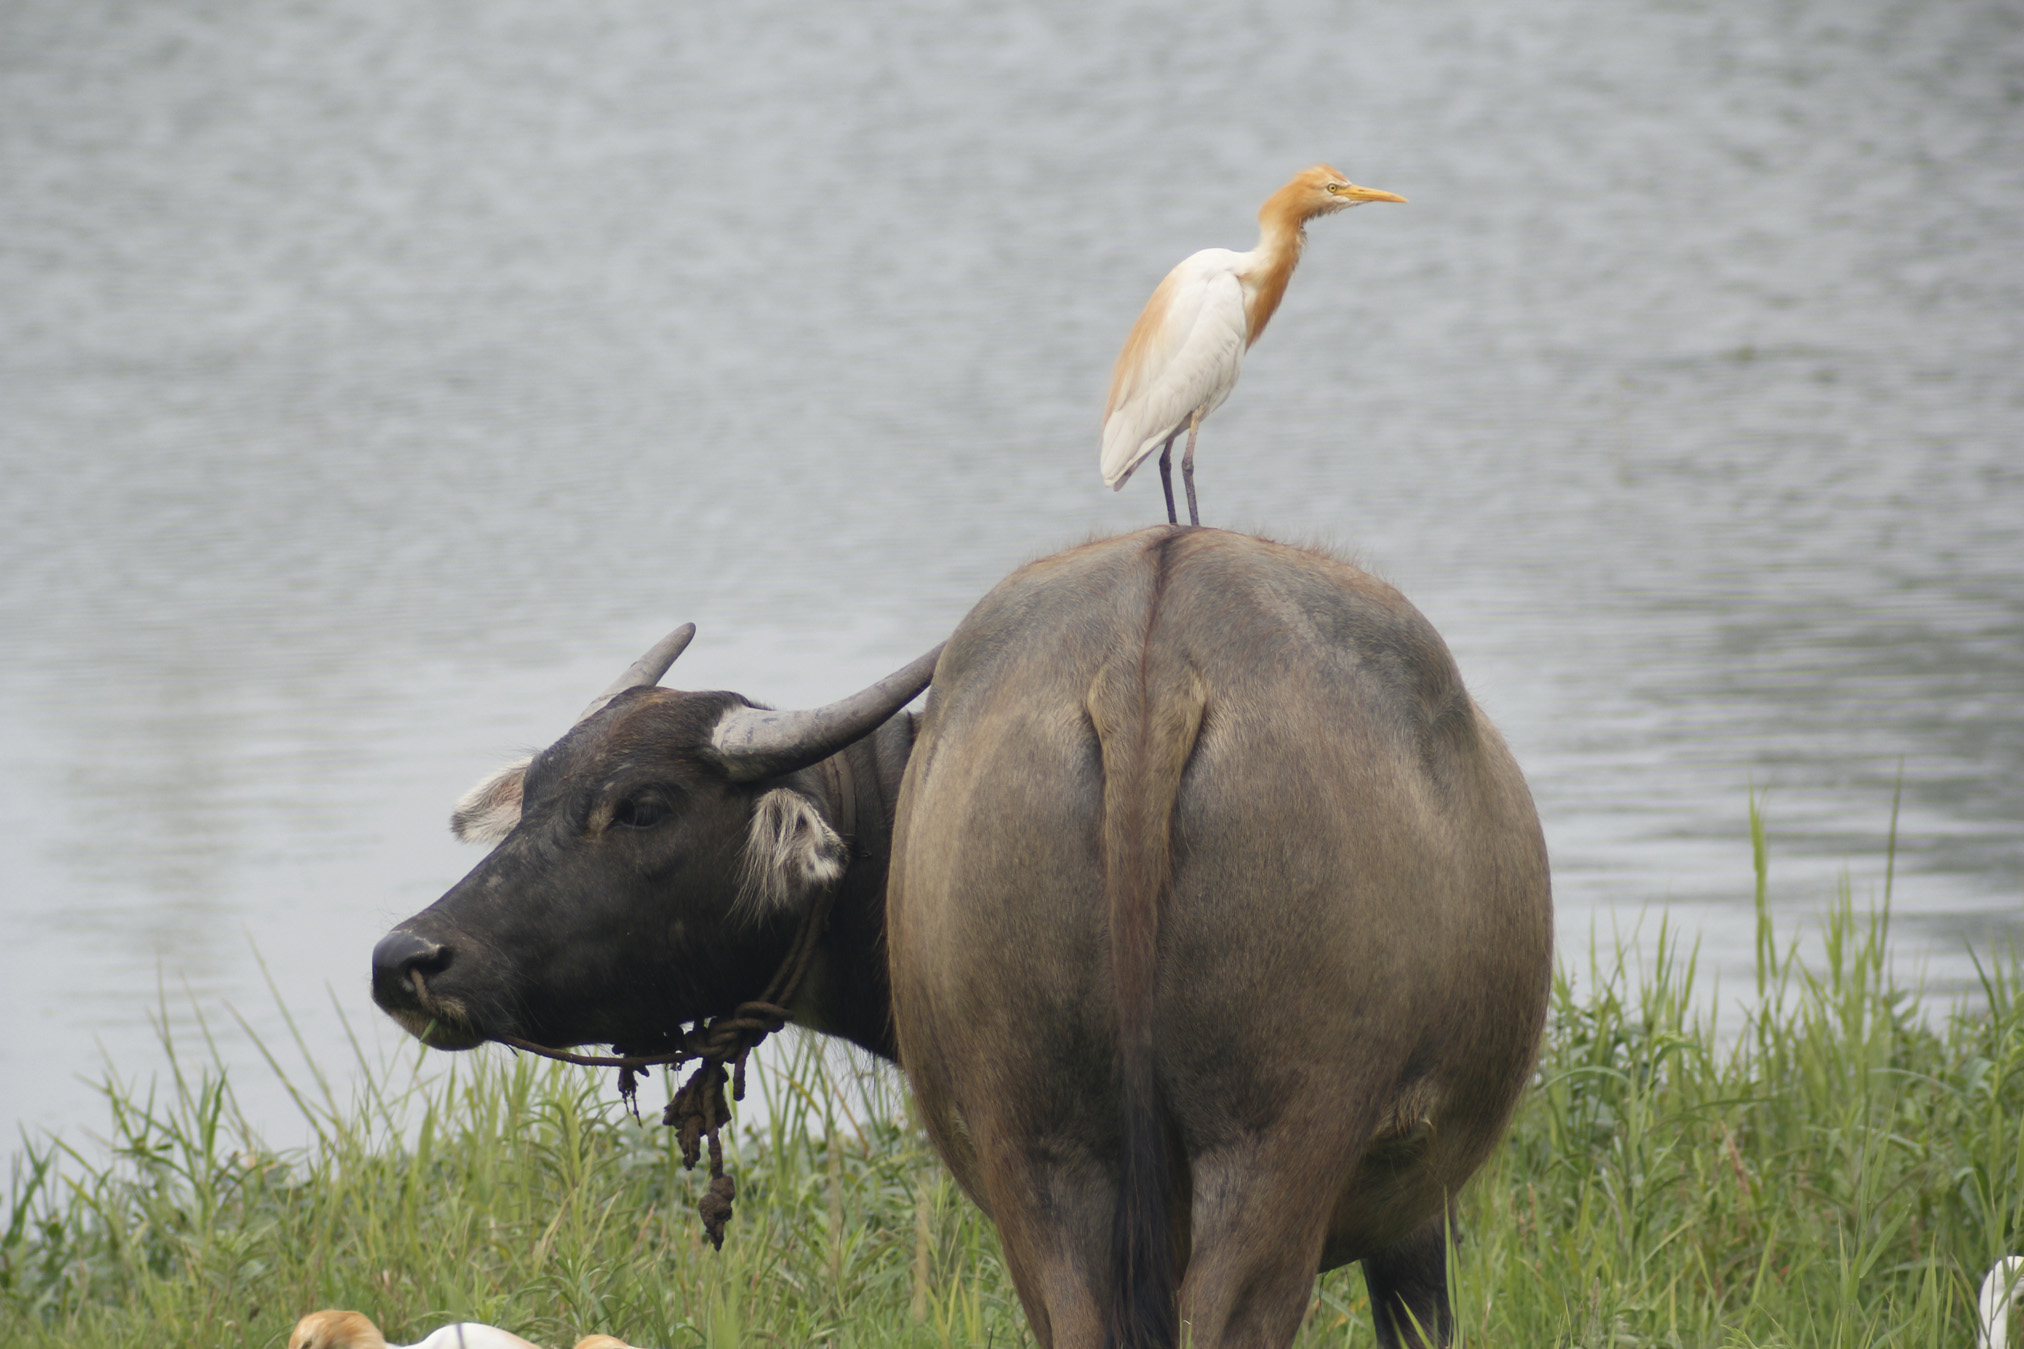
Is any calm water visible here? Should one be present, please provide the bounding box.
[3,0,2020,1144]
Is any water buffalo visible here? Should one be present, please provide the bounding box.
[373,526,1552,1349]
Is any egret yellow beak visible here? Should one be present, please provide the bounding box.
[1341,183,1407,204]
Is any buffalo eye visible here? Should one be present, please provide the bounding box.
[611,792,674,830]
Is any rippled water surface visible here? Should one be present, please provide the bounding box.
[3,0,2020,1142]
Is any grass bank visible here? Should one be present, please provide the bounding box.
[4,841,2020,1347]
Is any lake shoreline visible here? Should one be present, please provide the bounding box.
[5,873,2018,1348]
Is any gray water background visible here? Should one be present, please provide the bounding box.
[3,0,2020,1145]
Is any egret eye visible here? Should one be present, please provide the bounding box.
[1325,183,1345,194]
[612,793,672,830]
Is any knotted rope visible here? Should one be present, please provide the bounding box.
[497,750,859,1249]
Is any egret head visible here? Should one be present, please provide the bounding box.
[1274,163,1407,222]
[288,1310,387,1349]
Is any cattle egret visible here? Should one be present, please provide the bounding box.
[1983,1257,2024,1349]
[288,1310,546,1349]
[1100,164,1405,525]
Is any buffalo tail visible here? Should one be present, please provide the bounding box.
[1087,631,1206,1349]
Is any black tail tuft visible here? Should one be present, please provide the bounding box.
[1105,1061,1178,1349]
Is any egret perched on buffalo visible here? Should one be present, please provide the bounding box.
[1099,164,1405,525]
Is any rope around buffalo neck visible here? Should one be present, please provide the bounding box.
[496,749,859,1249]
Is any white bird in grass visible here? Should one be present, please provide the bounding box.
[1099,163,1406,526]
[288,1309,546,1349]
[1983,1257,2024,1349]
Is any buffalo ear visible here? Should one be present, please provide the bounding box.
[735,788,847,920]
[450,756,532,844]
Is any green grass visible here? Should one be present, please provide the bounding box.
[4,831,2020,1349]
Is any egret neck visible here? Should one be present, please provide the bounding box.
[1239,182,1318,347]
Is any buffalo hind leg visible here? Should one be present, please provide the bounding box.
[1364,1209,1455,1349]
[973,1150,1115,1349]
[1176,1140,1336,1349]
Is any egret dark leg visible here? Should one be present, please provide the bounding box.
[1156,434,1180,525]
[1181,411,1203,527]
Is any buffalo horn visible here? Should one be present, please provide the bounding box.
[576,623,697,724]
[707,643,944,782]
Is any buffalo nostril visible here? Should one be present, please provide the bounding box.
[371,930,452,1007]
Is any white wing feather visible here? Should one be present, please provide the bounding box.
[1100,249,1250,489]
[405,1324,547,1349]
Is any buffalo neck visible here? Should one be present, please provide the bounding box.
[782,708,915,1059]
